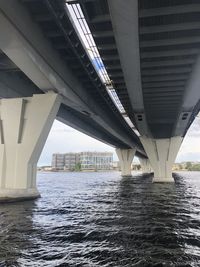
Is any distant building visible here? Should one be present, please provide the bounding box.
[52,153,65,170]
[64,153,80,171]
[80,151,113,170]
[52,152,113,171]
[52,153,80,171]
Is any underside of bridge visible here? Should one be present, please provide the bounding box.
[77,0,200,138]
[0,0,200,200]
[0,0,146,155]
[74,0,200,180]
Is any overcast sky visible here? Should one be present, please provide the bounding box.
[38,115,200,166]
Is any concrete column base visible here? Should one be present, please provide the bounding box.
[0,188,40,202]
[116,148,136,177]
[153,177,174,183]
[140,136,183,183]
[139,158,151,173]
[0,93,61,202]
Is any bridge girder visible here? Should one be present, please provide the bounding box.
[0,0,146,157]
[78,0,200,139]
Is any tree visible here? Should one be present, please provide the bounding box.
[186,162,192,170]
[75,162,81,171]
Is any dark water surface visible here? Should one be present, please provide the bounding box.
[0,171,200,267]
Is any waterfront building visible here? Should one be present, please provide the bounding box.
[52,152,113,171]
[64,153,80,171]
[80,152,113,170]
[51,153,65,170]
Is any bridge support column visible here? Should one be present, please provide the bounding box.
[140,136,182,182]
[116,148,136,177]
[139,158,151,173]
[0,93,60,202]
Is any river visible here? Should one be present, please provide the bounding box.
[0,171,200,267]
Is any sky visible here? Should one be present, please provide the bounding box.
[38,115,200,166]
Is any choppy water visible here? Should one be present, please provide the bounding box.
[0,171,200,267]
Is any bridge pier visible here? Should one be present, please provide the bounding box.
[116,148,136,177]
[139,158,151,173]
[0,93,60,202]
[140,136,182,182]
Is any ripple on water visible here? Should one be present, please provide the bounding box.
[0,171,200,267]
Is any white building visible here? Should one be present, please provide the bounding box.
[80,152,113,170]
[52,152,113,171]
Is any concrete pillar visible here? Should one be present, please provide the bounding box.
[140,136,183,182]
[0,93,60,201]
[116,148,136,177]
[139,158,151,173]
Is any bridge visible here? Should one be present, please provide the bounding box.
[0,0,199,201]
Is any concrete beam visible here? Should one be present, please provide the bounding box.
[109,72,123,78]
[142,75,188,83]
[93,31,114,38]
[143,81,186,88]
[143,87,184,93]
[140,21,200,34]
[174,52,200,136]
[146,98,180,103]
[0,72,41,98]
[144,93,182,99]
[106,65,121,70]
[139,4,200,18]
[97,44,117,51]
[141,36,200,48]
[90,14,110,23]
[45,30,63,38]
[34,13,54,22]
[182,57,200,111]
[108,0,149,136]
[101,55,119,61]
[141,58,195,68]
[144,91,183,97]
[141,49,199,59]
[142,67,191,76]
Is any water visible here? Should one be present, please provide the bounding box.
[0,171,200,267]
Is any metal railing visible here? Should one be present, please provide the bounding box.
[66,2,140,135]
